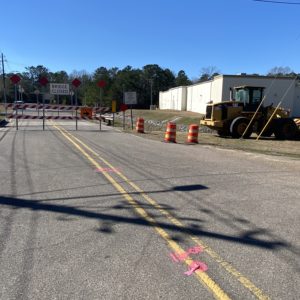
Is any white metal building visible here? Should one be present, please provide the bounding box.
[159,75,300,117]
[159,86,187,111]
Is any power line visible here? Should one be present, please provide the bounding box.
[4,59,13,73]
[253,0,300,4]
[4,57,20,74]
[5,60,27,67]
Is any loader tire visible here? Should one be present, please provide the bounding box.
[260,126,274,137]
[274,119,298,140]
[230,117,253,139]
[217,129,230,137]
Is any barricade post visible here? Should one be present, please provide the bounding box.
[76,109,78,130]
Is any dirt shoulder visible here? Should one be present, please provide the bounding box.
[127,130,300,159]
[112,109,300,159]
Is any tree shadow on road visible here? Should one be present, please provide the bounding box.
[32,184,208,203]
[0,195,288,251]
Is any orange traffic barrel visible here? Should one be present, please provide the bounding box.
[164,122,176,143]
[136,117,144,133]
[187,124,199,143]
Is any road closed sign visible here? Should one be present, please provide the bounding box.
[50,83,70,95]
[124,92,137,105]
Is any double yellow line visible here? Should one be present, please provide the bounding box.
[53,123,270,300]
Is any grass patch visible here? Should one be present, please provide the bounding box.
[113,109,205,132]
[127,131,300,158]
[121,109,204,123]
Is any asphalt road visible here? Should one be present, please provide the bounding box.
[0,117,299,300]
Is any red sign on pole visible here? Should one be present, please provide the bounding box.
[10,74,21,84]
[97,80,106,88]
[72,78,81,88]
[120,104,128,112]
[39,77,49,86]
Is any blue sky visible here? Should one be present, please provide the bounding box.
[2,0,300,79]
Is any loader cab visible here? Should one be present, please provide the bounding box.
[234,86,265,111]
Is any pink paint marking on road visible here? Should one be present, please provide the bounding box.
[170,252,189,262]
[170,253,179,262]
[184,261,208,276]
[177,252,189,261]
[187,246,203,254]
[95,168,120,173]
[170,246,203,263]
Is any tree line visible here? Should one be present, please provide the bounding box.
[0,64,298,108]
[0,64,192,108]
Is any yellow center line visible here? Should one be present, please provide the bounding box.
[56,125,270,300]
[52,123,231,300]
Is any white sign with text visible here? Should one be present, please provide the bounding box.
[124,92,137,105]
[50,83,70,95]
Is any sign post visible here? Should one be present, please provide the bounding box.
[131,106,133,130]
[97,80,106,131]
[70,90,74,109]
[76,109,78,131]
[15,84,18,130]
[42,103,45,130]
[72,78,81,105]
[72,79,81,130]
[120,103,128,130]
[18,85,25,115]
[112,100,116,127]
[34,90,40,116]
[149,79,154,109]
[39,76,49,131]
[57,95,60,116]
[1,53,7,117]
[99,88,103,130]
[10,75,21,130]
[124,92,137,130]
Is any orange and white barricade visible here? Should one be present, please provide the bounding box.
[187,124,199,143]
[136,117,144,133]
[164,122,176,143]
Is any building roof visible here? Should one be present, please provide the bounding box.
[160,74,299,94]
[215,74,297,80]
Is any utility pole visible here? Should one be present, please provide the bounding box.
[149,79,153,109]
[1,53,7,116]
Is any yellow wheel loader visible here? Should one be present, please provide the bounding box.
[200,86,299,139]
